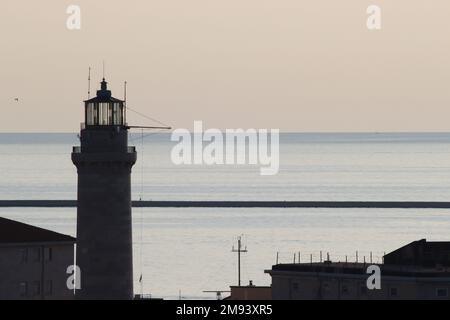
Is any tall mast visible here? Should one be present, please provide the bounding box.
[87,67,91,99]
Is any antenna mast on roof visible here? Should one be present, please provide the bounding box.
[232,236,248,287]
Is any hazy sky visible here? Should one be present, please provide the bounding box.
[1,1,450,132]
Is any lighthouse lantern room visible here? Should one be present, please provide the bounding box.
[84,78,125,127]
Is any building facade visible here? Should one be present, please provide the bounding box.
[267,240,450,300]
[227,284,272,300]
[0,217,75,300]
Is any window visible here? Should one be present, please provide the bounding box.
[33,248,41,262]
[99,102,109,125]
[360,286,367,296]
[19,282,27,297]
[20,248,28,264]
[93,103,98,125]
[45,281,53,296]
[86,101,123,126]
[436,288,448,298]
[389,287,398,297]
[322,282,331,294]
[86,103,94,125]
[45,248,52,262]
[341,284,349,295]
[108,103,113,124]
[113,103,123,125]
[32,281,41,297]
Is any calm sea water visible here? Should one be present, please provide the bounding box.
[1,132,450,299]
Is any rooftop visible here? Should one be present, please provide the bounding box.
[84,78,124,104]
[0,217,75,245]
[267,239,450,278]
[267,262,450,277]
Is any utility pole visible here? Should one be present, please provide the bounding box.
[232,236,248,287]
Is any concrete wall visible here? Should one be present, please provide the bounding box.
[0,243,74,300]
[229,286,272,300]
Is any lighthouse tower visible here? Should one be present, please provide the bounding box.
[72,78,136,300]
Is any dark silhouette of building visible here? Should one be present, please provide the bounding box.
[72,78,136,300]
[226,281,271,300]
[384,239,450,267]
[0,217,75,300]
[266,239,450,300]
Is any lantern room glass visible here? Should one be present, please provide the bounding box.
[85,102,124,126]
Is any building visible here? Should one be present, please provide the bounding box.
[266,239,450,300]
[384,239,450,267]
[0,217,75,300]
[226,281,272,300]
[72,78,137,300]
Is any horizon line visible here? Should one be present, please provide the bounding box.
[2,131,450,135]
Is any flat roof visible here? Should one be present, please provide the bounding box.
[0,216,75,244]
[267,262,450,278]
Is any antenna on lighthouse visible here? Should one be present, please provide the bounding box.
[124,81,127,125]
[87,67,91,99]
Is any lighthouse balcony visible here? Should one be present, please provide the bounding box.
[73,146,81,153]
[71,148,137,167]
[72,146,136,154]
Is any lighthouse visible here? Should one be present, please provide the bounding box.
[72,78,136,299]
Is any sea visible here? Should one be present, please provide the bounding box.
[1,132,450,299]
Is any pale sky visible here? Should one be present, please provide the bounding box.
[1,1,450,132]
